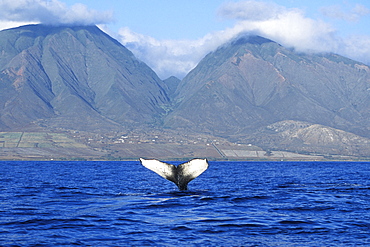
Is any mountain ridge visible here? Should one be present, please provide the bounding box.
[0,24,169,131]
[165,34,370,139]
[1,25,370,158]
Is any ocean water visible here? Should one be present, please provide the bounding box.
[0,161,369,246]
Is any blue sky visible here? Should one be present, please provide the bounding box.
[67,0,370,39]
[1,0,370,79]
[63,0,231,40]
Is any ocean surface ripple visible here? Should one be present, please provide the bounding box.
[1,161,369,246]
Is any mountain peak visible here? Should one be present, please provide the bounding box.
[0,24,169,131]
[4,24,101,37]
[230,34,275,46]
[166,33,370,140]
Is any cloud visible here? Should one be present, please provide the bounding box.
[218,0,284,21]
[342,35,370,64]
[118,27,238,79]
[217,1,370,66]
[0,0,113,26]
[218,1,339,53]
[1,0,369,79]
[320,4,370,22]
[0,21,39,31]
[119,0,370,79]
[118,1,341,78]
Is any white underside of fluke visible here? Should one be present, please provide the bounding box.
[140,158,209,190]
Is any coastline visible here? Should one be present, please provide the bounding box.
[0,146,369,162]
[1,131,369,162]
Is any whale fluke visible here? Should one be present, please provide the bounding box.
[139,158,209,190]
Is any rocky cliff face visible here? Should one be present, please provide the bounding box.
[0,25,169,131]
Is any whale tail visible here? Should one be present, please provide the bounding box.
[139,158,209,190]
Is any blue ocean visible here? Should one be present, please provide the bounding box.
[1,161,369,246]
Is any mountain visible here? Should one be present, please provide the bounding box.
[0,24,169,131]
[1,25,370,158]
[165,35,370,140]
[163,76,181,99]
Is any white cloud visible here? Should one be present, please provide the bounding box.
[320,4,370,22]
[217,1,370,66]
[217,0,284,21]
[0,21,38,31]
[118,1,370,79]
[342,35,370,64]
[218,1,339,53]
[117,1,339,78]
[1,0,369,79]
[118,27,238,79]
[0,0,113,26]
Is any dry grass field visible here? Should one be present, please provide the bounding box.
[0,132,87,149]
